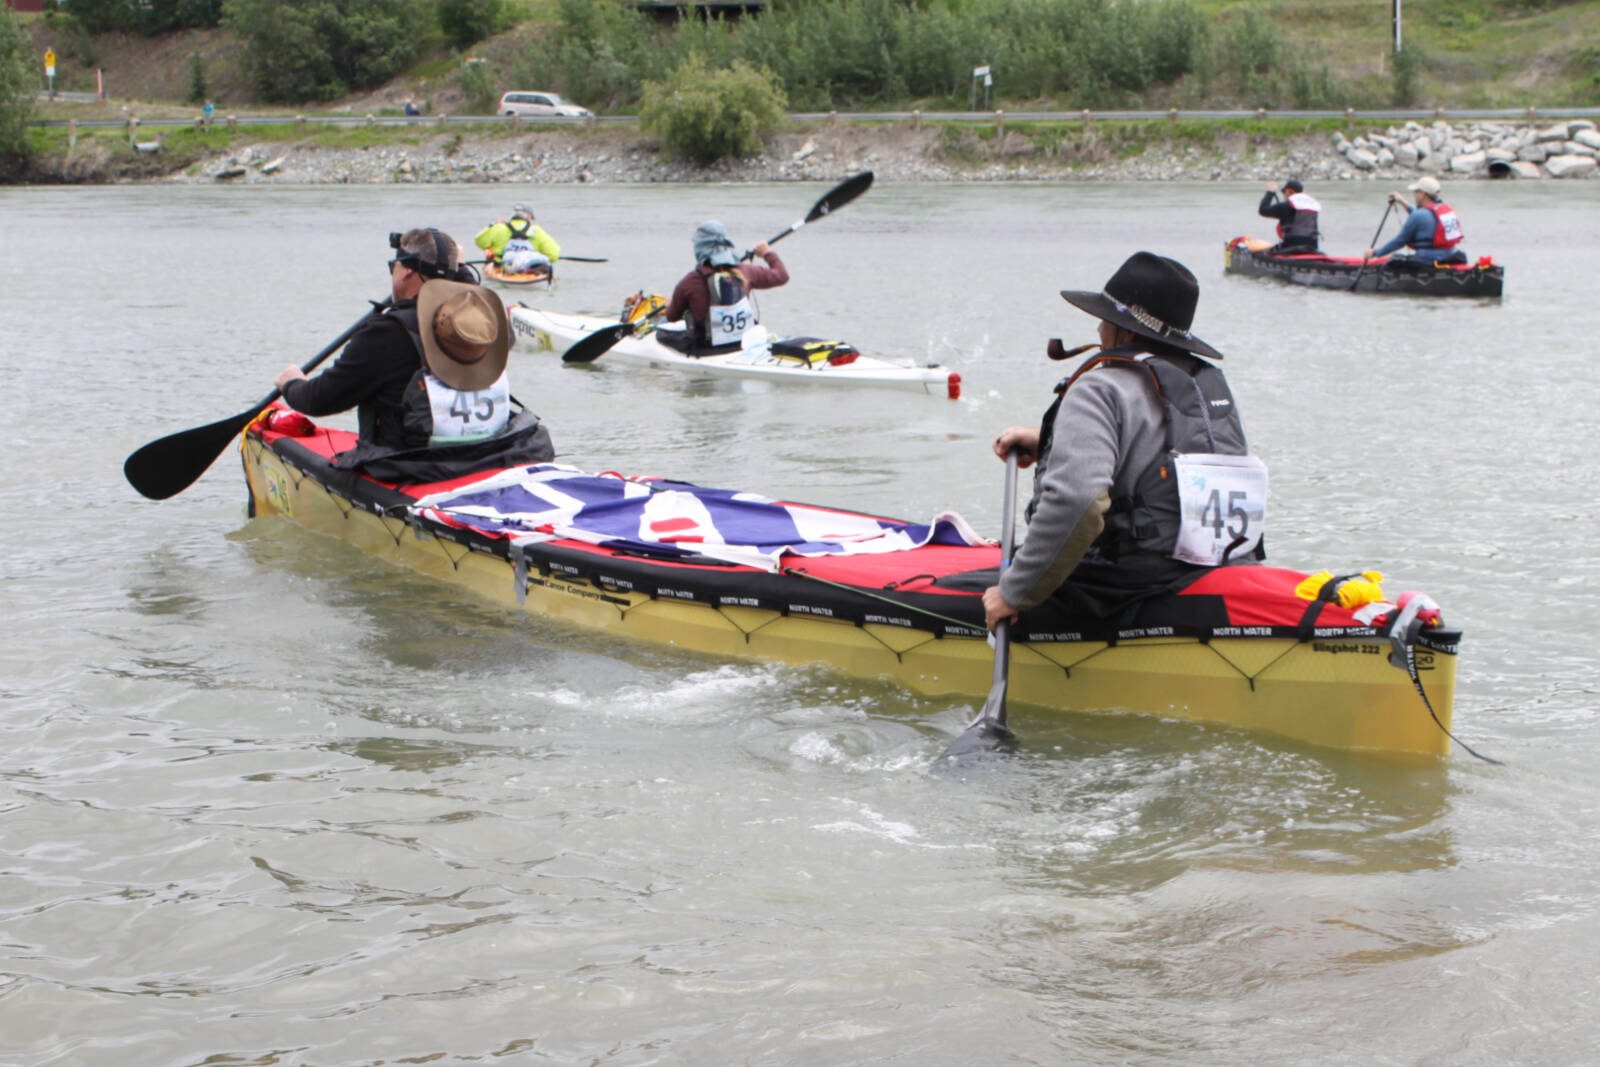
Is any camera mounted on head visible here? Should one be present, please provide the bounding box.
[388,228,457,281]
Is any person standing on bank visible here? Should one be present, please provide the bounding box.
[985,252,1266,633]
[1366,175,1465,264]
[1257,177,1321,253]
[659,221,789,353]
[274,228,508,450]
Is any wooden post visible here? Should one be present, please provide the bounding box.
[226,115,236,133]
[366,113,376,125]
[128,116,139,145]
[995,109,1004,135]
[437,113,448,127]
[828,110,837,125]
[1256,108,1266,121]
[911,108,920,130]
[1168,108,1178,124]
[296,115,306,133]
[68,119,77,148]
[1081,108,1092,134]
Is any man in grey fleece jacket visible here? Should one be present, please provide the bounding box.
[984,252,1254,633]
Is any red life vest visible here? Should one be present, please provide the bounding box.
[1423,201,1463,250]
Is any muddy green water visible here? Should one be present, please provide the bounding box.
[2,180,1597,1065]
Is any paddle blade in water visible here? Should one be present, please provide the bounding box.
[935,681,1017,765]
[124,409,257,500]
[562,321,634,364]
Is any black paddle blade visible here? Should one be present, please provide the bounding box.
[124,408,258,500]
[807,170,873,222]
[561,321,634,364]
[935,681,1017,765]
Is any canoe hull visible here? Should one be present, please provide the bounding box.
[241,429,1460,757]
[509,305,961,397]
[484,263,553,287]
[1224,239,1504,298]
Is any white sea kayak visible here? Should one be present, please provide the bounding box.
[508,304,962,398]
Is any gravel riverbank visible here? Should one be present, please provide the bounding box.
[34,118,1600,186]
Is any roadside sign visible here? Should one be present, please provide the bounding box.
[44,48,56,98]
[45,48,56,70]
[972,65,990,78]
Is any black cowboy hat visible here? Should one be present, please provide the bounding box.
[1059,251,1223,361]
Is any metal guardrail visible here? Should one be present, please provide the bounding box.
[33,105,1600,132]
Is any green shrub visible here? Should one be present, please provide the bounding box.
[186,52,209,105]
[1391,45,1425,106]
[639,58,787,164]
[0,7,34,170]
[456,58,498,114]
[226,0,425,104]
[437,0,509,50]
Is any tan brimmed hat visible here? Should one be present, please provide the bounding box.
[1407,175,1442,197]
[416,280,511,392]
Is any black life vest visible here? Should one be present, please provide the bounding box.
[1038,343,1256,561]
[1279,192,1321,243]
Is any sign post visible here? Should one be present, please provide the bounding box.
[970,65,992,111]
[44,48,56,99]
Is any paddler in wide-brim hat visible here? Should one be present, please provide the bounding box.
[985,251,1257,633]
[416,278,511,392]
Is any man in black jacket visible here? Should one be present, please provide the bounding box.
[1257,178,1321,254]
[274,228,466,448]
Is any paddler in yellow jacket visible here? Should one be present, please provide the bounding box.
[475,203,561,275]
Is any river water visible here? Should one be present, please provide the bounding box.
[3,178,1598,1065]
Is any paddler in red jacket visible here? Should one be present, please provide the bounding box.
[658,221,789,354]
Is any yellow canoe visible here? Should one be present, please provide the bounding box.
[241,419,1462,758]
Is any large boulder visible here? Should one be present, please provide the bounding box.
[1537,123,1571,144]
[1571,119,1597,134]
[1346,147,1378,170]
[1510,161,1543,180]
[1564,141,1600,160]
[1397,142,1420,167]
[1486,147,1517,164]
[1517,143,1549,164]
[1376,147,1396,167]
[1546,154,1599,178]
[1574,128,1600,151]
[1450,150,1487,173]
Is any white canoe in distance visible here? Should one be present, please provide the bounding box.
[507,304,962,398]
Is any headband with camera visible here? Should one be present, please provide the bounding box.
[388,228,454,280]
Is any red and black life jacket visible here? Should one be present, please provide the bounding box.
[1421,201,1463,250]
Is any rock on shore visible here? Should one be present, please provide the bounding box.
[1335,118,1599,181]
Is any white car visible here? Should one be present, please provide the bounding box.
[498,91,592,118]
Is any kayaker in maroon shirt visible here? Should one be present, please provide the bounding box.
[660,220,789,353]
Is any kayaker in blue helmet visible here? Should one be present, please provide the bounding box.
[659,220,789,353]
[1258,177,1321,253]
[984,252,1265,633]
[1366,176,1465,264]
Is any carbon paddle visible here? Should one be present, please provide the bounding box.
[1349,200,1397,292]
[123,300,389,500]
[936,448,1022,764]
[562,172,875,365]
[746,169,874,259]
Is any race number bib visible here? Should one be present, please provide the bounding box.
[425,371,511,445]
[707,295,755,347]
[1437,208,1463,243]
[1171,453,1268,566]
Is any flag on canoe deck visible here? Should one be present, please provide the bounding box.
[410,465,988,571]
